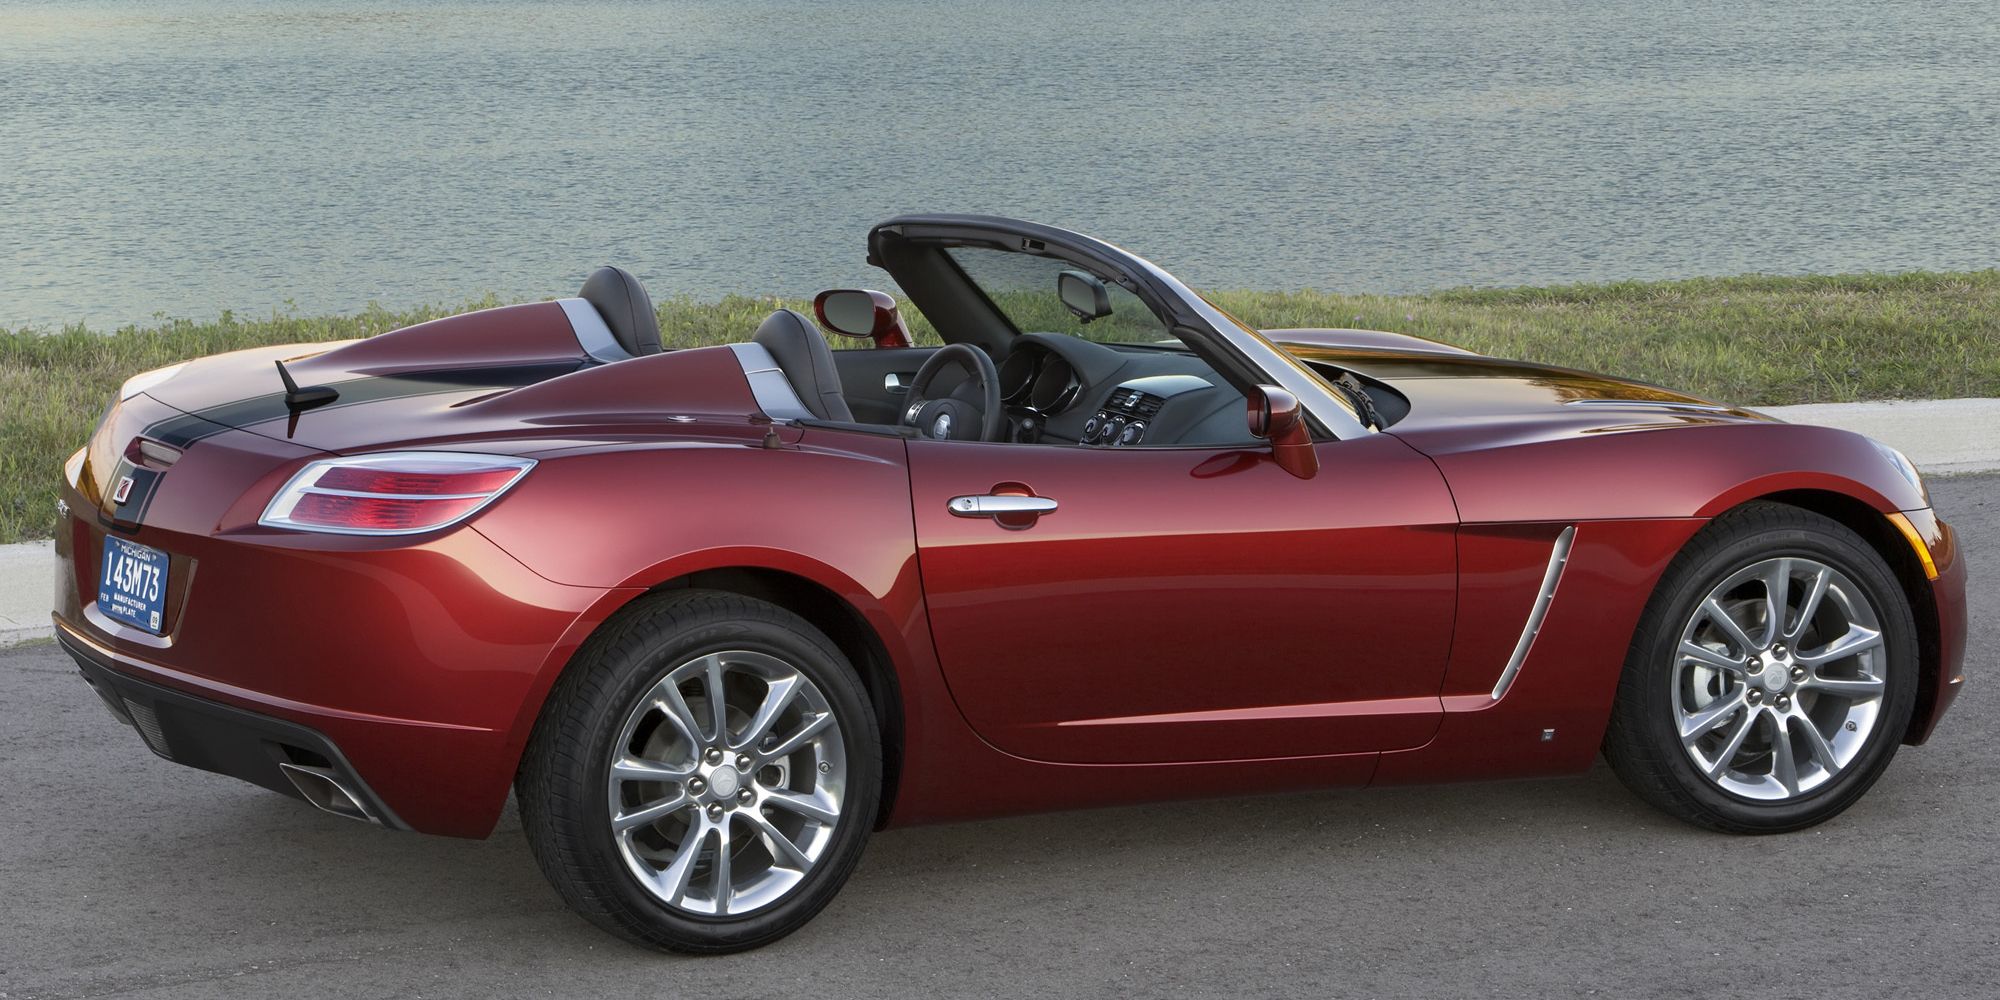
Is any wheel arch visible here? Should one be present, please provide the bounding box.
[1713,488,1943,746]
[511,555,911,832]
[646,566,906,829]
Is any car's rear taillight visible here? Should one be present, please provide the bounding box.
[259,452,535,535]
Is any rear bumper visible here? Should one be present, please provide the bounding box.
[53,483,629,838]
[60,623,408,828]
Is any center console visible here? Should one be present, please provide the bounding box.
[1078,375,1216,447]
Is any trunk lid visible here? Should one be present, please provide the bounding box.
[132,302,590,450]
[128,301,767,455]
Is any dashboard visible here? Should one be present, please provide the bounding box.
[999,342,1081,414]
[993,333,1251,448]
[1077,374,1217,447]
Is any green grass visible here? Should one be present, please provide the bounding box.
[4,270,1997,544]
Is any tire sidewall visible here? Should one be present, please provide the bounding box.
[1631,518,1917,830]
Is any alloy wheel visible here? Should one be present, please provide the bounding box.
[607,650,847,917]
[1672,556,1888,801]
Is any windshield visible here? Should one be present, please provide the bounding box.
[945,247,1173,346]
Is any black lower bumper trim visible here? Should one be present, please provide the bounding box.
[57,629,409,830]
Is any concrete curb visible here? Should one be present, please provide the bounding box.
[4,398,1995,650]
[1,540,54,649]
[1753,398,2000,477]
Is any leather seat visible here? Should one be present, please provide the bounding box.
[753,309,854,422]
[579,265,663,357]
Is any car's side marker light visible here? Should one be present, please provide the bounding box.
[1885,512,1940,581]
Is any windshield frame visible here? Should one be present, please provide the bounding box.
[867,215,1371,440]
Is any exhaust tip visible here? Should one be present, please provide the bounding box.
[278,762,377,824]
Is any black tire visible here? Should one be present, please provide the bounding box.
[517,589,881,953]
[1603,502,1918,834]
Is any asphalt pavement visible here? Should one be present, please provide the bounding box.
[3,475,1994,999]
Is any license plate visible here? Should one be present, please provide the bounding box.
[98,536,169,634]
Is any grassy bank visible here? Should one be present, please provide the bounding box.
[4,270,1997,543]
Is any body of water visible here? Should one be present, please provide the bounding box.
[2,0,1996,329]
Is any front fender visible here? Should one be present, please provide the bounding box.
[1418,421,1928,523]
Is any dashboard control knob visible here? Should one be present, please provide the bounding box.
[1082,417,1100,438]
[1119,422,1145,446]
[1100,419,1122,442]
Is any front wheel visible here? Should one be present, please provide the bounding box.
[1604,503,1917,834]
[517,590,881,953]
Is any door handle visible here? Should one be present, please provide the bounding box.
[884,372,913,393]
[947,494,1058,517]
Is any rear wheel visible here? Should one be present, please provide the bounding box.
[517,590,880,952]
[1603,503,1917,833]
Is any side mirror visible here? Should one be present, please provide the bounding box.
[1247,385,1318,479]
[812,289,912,349]
[1057,269,1113,324]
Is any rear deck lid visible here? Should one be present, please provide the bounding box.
[129,301,771,455]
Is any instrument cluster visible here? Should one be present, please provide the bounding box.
[1000,345,1081,414]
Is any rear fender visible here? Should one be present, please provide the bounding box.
[474,428,941,818]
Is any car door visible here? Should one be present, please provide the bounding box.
[906,432,1459,764]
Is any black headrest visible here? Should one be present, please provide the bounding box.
[752,309,854,422]
[579,265,662,357]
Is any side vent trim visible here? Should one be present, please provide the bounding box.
[1490,525,1577,701]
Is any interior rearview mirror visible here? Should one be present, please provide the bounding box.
[812,289,913,349]
[1247,385,1318,479]
[1057,269,1113,323]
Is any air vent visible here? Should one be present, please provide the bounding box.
[1105,388,1165,419]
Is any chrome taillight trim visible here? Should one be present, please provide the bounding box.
[257,451,536,536]
[288,487,496,501]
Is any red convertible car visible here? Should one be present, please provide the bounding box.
[53,216,1965,952]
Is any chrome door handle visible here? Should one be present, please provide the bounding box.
[947,494,1058,517]
[884,372,913,393]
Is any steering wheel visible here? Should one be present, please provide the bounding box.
[902,343,1005,441]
